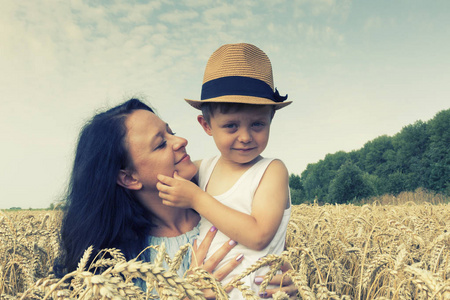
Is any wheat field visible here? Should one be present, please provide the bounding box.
[1,190,449,299]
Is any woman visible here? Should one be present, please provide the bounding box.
[59,98,295,298]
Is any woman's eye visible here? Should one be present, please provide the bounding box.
[155,140,167,150]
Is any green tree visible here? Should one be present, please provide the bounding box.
[393,121,429,177]
[360,135,394,175]
[301,163,327,201]
[302,151,349,203]
[328,161,375,204]
[298,108,450,200]
[425,109,450,194]
[289,174,302,190]
[289,173,305,204]
[290,189,306,205]
[386,171,409,195]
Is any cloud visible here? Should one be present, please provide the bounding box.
[201,2,237,17]
[363,16,383,31]
[158,9,199,24]
[113,1,163,24]
[296,23,344,48]
[182,0,211,7]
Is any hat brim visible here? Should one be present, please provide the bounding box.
[185,95,292,110]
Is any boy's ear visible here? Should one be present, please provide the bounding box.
[117,170,142,190]
[197,115,212,136]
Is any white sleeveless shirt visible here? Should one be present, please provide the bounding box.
[197,156,291,299]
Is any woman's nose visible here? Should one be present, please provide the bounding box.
[171,135,188,150]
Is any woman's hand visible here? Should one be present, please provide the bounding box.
[255,263,298,299]
[254,262,298,299]
[190,227,243,299]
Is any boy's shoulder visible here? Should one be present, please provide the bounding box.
[263,158,289,177]
[261,157,287,167]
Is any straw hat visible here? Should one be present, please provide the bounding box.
[185,43,291,110]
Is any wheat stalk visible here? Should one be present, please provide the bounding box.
[2,192,449,299]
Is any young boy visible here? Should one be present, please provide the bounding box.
[157,43,292,298]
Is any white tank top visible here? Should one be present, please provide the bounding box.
[197,156,291,299]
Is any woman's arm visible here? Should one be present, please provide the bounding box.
[157,160,289,250]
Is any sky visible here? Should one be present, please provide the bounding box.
[1,0,449,209]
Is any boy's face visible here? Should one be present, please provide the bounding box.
[198,105,274,165]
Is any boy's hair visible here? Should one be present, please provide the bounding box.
[201,102,275,124]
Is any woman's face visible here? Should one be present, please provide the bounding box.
[124,109,197,191]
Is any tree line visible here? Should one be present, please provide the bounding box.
[289,108,450,204]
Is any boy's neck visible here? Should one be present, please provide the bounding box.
[218,155,263,170]
[206,155,264,197]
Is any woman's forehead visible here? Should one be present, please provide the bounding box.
[125,110,165,143]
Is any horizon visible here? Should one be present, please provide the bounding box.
[2,107,446,210]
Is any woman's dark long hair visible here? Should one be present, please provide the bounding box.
[58,99,155,274]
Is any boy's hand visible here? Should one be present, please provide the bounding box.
[157,171,204,208]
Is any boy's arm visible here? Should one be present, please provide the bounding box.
[157,160,289,251]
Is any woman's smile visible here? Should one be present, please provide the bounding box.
[175,154,191,165]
